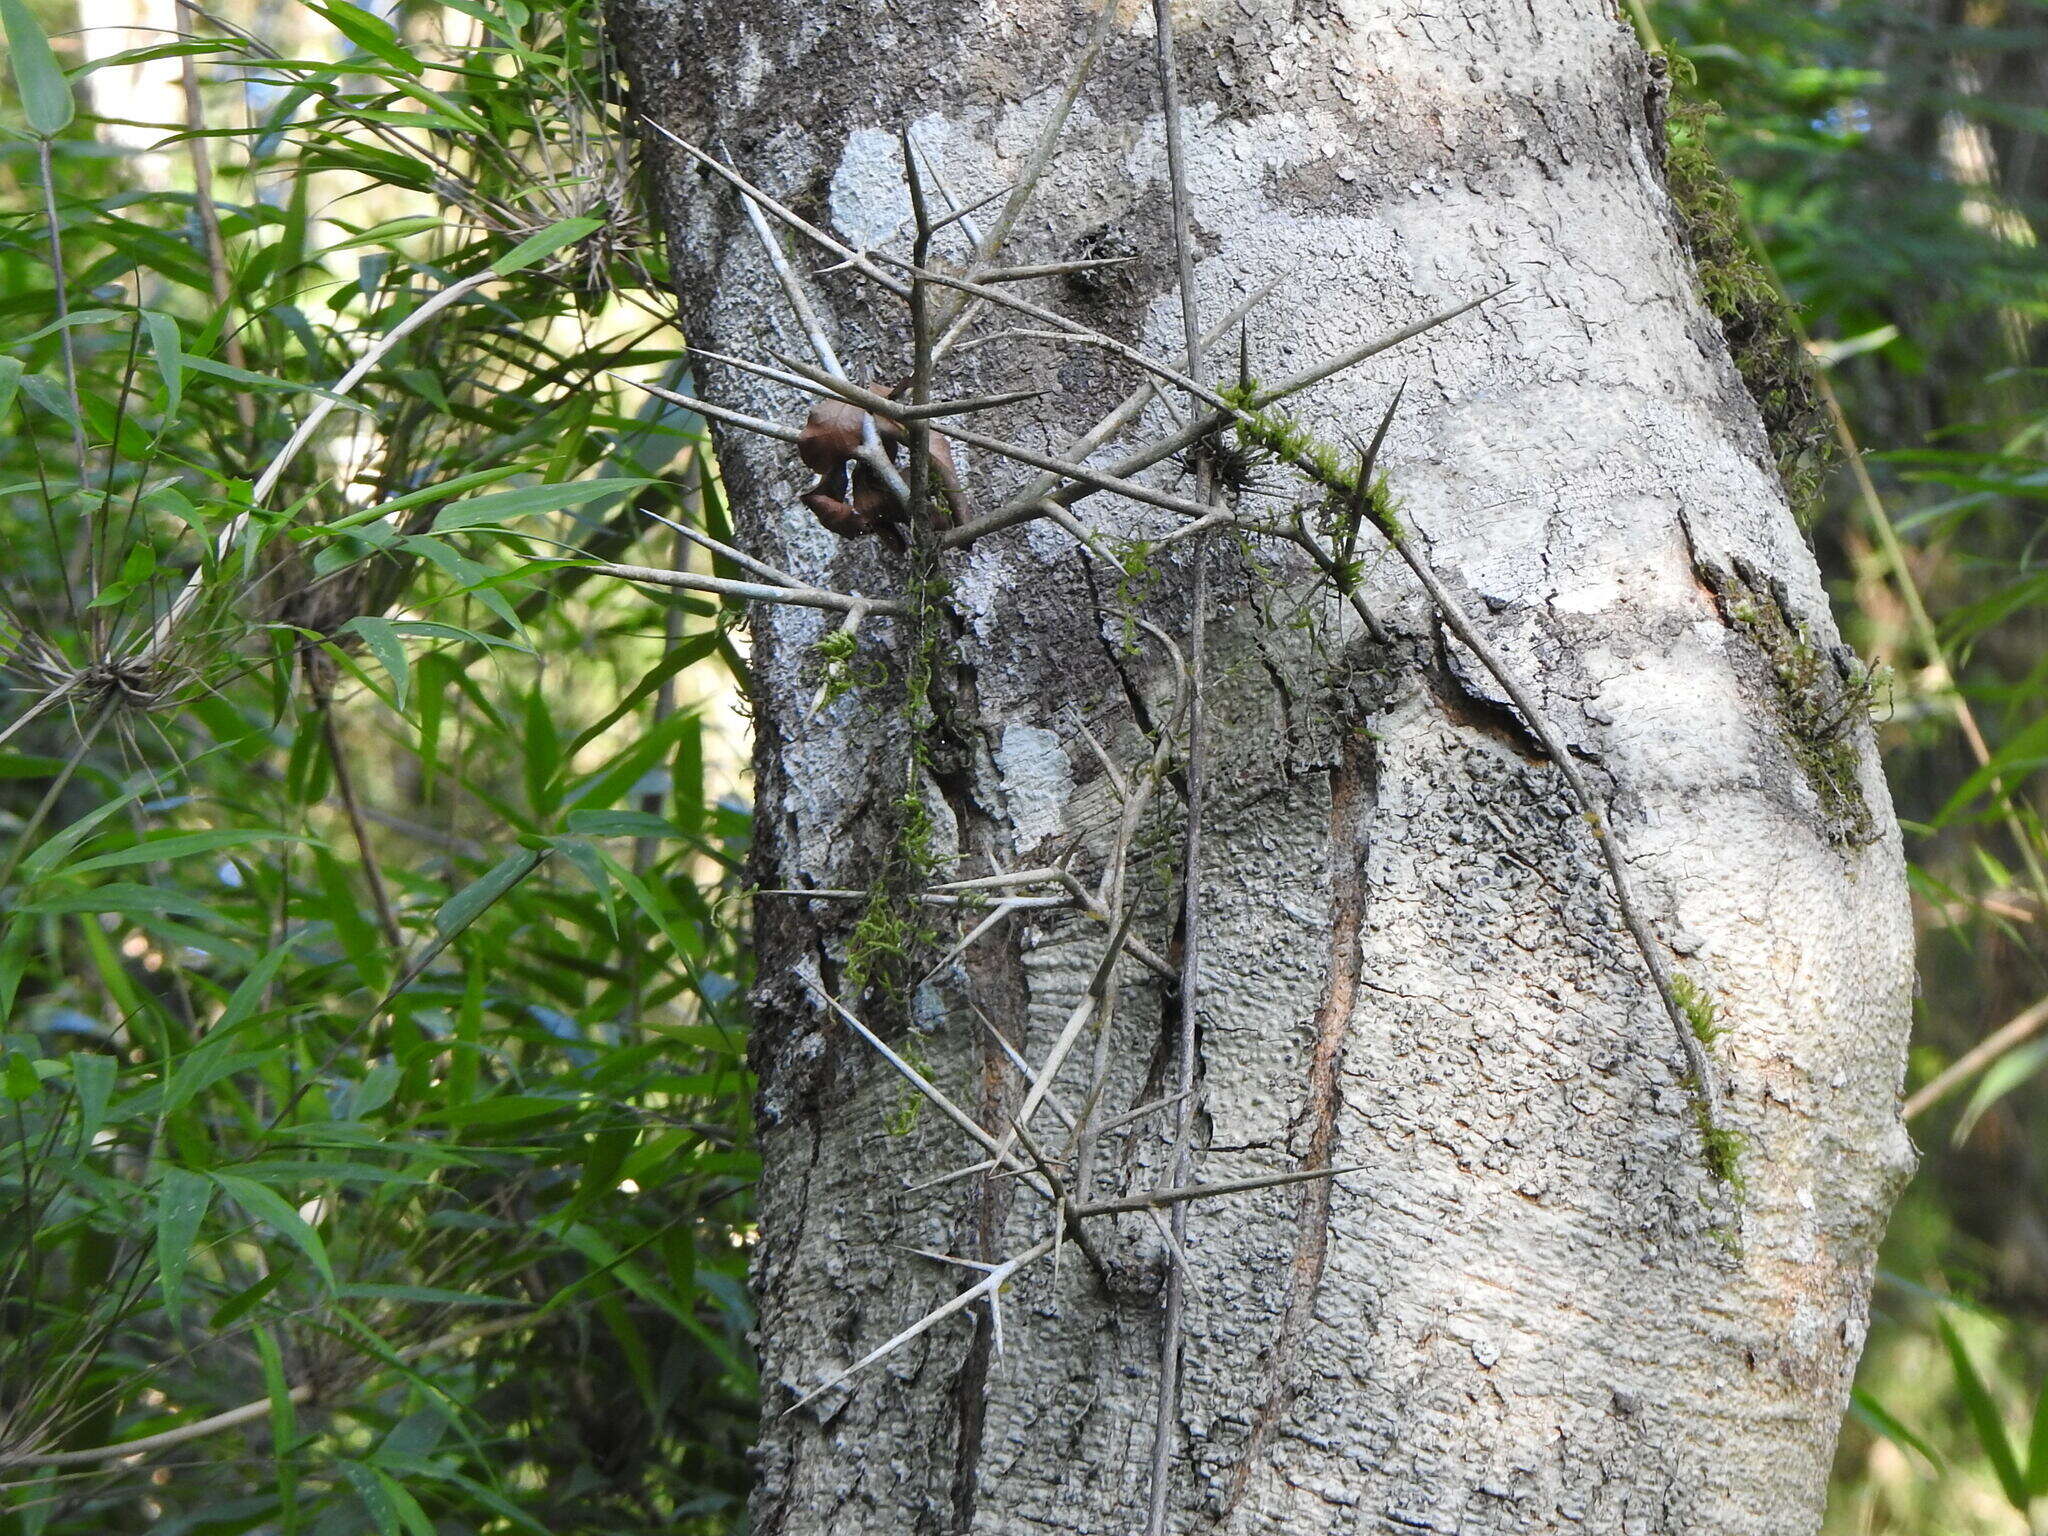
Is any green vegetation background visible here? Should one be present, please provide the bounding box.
[0,0,2042,1530]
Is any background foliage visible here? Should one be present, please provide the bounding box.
[0,2,755,1530]
[2,0,2048,1531]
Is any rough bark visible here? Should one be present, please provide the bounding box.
[610,2,1918,1531]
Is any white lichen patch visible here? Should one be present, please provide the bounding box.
[996,723,1074,852]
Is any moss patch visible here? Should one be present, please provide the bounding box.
[1660,85,1833,525]
[1702,558,1877,845]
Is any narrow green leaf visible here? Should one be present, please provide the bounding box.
[10,308,124,346]
[567,1126,636,1224]
[340,1462,402,1536]
[431,476,648,532]
[353,1061,401,1118]
[62,828,302,877]
[1950,1037,2048,1148]
[209,1267,285,1330]
[212,1171,335,1290]
[156,1167,214,1325]
[0,0,74,136]
[2027,1374,2048,1496]
[550,837,617,933]
[142,309,184,420]
[336,1283,522,1307]
[70,1051,114,1143]
[1851,1387,1942,1470]
[567,809,676,838]
[330,214,444,250]
[343,615,410,712]
[423,1094,572,1127]
[319,465,522,533]
[311,0,421,76]
[490,215,603,277]
[211,934,301,1037]
[377,1470,436,1536]
[433,848,544,937]
[19,787,143,882]
[564,634,716,759]
[1939,1314,2029,1510]
[0,355,22,419]
[253,1324,299,1521]
[21,882,220,919]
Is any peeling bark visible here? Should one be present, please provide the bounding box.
[611,2,1918,1531]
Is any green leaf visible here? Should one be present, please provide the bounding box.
[212,1172,335,1290]
[566,1125,636,1223]
[87,540,157,608]
[567,809,676,838]
[550,837,616,933]
[319,465,523,533]
[490,215,603,277]
[209,1267,285,1330]
[0,355,22,420]
[20,882,221,920]
[156,1166,214,1325]
[142,309,184,420]
[2028,1374,2048,1497]
[1939,1313,2029,1510]
[1850,1387,1942,1471]
[1950,1037,2048,1147]
[370,1456,549,1536]
[423,1094,573,1127]
[343,615,410,711]
[70,1051,114,1143]
[353,1061,401,1118]
[330,214,444,250]
[252,1325,298,1515]
[19,789,144,881]
[564,634,716,759]
[431,476,649,532]
[433,848,544,937]
[0,0,74,136]
[3,1050,41,1100]
[211,934,301,1037]
[377,1470,437,1536]
[340,1462,402,1536]
[311,0,421,76]
[62,828,303,877]
[335,1283,522,1307]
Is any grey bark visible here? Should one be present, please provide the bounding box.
[611,2,1918,1532]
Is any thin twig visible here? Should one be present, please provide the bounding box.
[1904,993,2048,1121]
[1148,9,1209,1512]
[581,562,907,617]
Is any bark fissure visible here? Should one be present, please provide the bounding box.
[1222,725,1376,1516]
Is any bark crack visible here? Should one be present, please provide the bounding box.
[1219,726,1376,1518]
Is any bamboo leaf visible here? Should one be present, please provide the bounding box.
[434,848,544,938]
[490,215,603,277]
[343,615,410,712]
[212,1171,336,1290]
[142,309,184,420]
[156,1166,214,1325]
[430,476,649,532]
[1939,1313,2028,1510]
[0,0,74,136]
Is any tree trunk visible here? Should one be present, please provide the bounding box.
[612,2,1918,1531]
